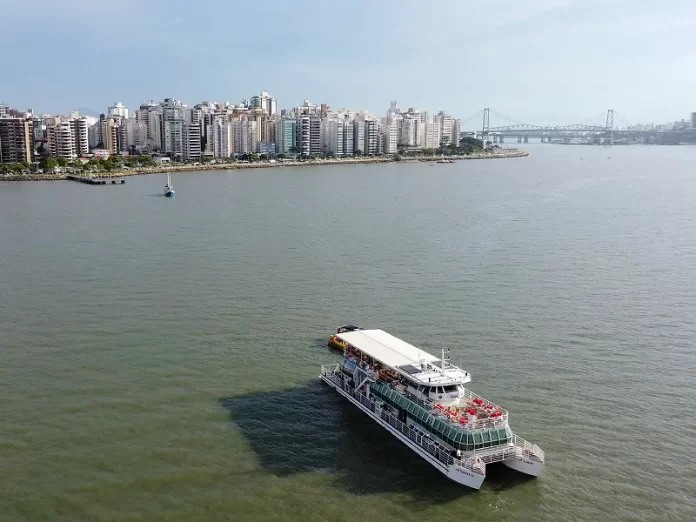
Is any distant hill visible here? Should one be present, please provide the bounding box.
[75,106,100,117]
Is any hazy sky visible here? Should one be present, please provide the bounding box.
[2,0,695,126]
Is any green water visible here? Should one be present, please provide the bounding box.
[1,145,695,521]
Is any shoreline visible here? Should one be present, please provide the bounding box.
[0,150,528,181]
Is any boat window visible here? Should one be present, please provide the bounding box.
[443,385,458,393]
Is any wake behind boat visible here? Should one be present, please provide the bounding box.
[164,174,175,198]
[320,328,545,489]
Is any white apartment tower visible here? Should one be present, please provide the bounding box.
[364,120,379,155]
[353,121,365,154]
[72,117,89,157]
[399,117,417,147]
[424,117,442,149]
[211,117,233,159]
[48,119,76,159]
[437,112,460,147]
[108,102,129,119]
[183,122,201,160]
[382,122,398,154]
[250,91,277,116]
[296,116,310,155]
[125,118,148,152]
[160,98,186,157]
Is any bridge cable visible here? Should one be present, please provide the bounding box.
[613,111,633,129]
[460,109,485,126]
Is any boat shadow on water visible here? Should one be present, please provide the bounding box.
[218,381,533,504]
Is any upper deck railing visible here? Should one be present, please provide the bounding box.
[320,365,544,464]
[401,388,509,430]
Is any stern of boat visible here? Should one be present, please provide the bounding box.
[447,457,486,489]
[503,440,545,477]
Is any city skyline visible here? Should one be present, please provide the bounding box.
[3,0,696,125]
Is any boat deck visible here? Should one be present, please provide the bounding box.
[387,381,509,431]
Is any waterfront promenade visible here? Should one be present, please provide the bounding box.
[0,150,527,181]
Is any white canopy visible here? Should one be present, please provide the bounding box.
[336,329,439,369]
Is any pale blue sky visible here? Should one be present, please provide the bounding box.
[2,0,695,126]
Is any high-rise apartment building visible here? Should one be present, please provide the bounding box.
[353,121,365,154]
[296,116,310,155]
[183,122,201,160]
[233,119,252,155]
[160,99,186,157]
[211,116,233,159]
[424,117,442,149]
[323,120,355,157]
[382,122,398,154]
[108,102,129,119]
[341,121,354,156]
[250,91,277,116]
[436,112,460,147]
[72,117,89,157]
[294,115,320,155]
[399,117,417,147]
[135,101,162,152]
[124,118,148,152]
[437,112,454,146]
[309,116,321,155]
[0,118,33,163]
[48,119,77,159]
[276,118,296,153]
[104,118,121,155]
[452,119,461,146]
[364,120,379,155]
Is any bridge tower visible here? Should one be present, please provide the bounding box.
[482,108,490,144]
[605,109,614,145]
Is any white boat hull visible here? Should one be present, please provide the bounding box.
[321,374,486,489]
[503,454,544,477]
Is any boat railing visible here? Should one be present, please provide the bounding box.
[321,367,483,473]
[320,364,340,377]
[403,390,509,430]
[510,433,545,462]
[321,363,543,465]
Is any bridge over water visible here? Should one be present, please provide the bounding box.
[461,108,684,144]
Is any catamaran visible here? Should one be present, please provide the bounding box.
[320,328,545,489]
[164,174,175,198]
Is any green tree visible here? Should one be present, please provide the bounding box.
[393,154,403,162]
[259,154,268,161]
[39,157,58,172]
[138,155,155,167]
[289,146,300,154]
[354,149,364,157]
[55,157,69,167]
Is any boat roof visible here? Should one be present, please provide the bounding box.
[336,329,471,386]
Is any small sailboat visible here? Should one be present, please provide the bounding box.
[164,174,175,198]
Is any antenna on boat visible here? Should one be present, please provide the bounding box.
[441,347,450,376]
